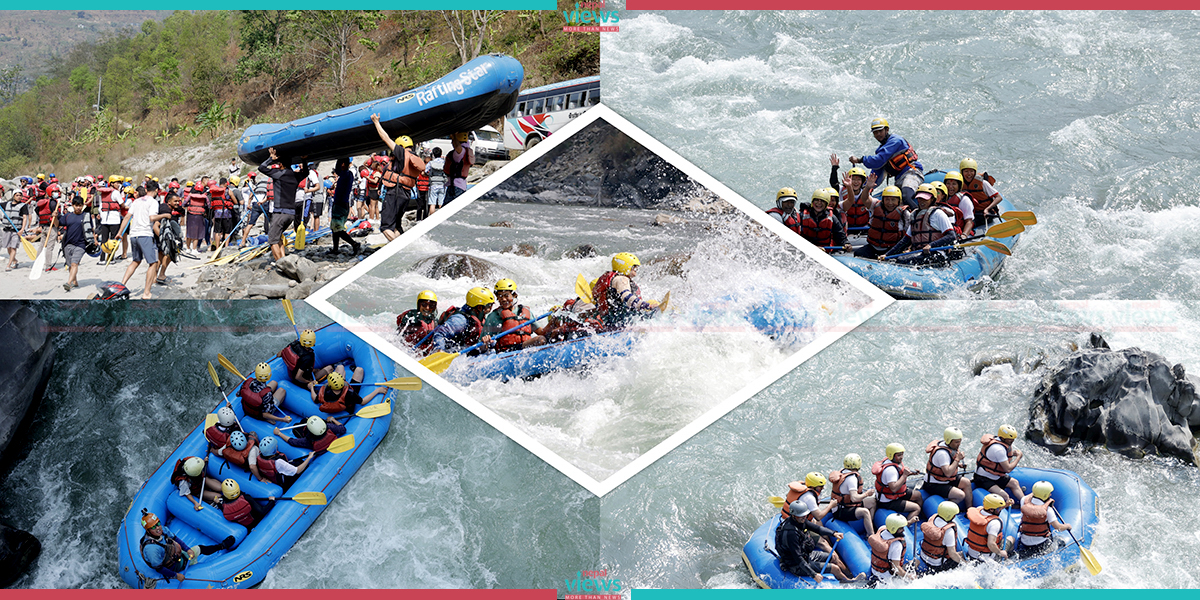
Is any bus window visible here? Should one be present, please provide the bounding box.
[532,98,544,114]
[567,92,581,109]
[586,88,600,106]
[508,103,521,118]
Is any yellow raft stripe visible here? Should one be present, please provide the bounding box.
[740,550,772,590]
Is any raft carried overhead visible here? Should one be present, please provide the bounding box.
[117,324,397,589]
[834,171,1024,300]
[741,467,1098,589]
[237,54,524,165]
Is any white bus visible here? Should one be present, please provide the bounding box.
[504,76,600,151]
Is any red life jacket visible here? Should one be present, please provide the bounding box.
[318,383,351,413]
[966,507,1000,554]
[868,526,906,573]
[884,140,919,176]
[780,481,814,520]
[871,459,907,501]
[936,201,965,236]
[494,305,532,351]
[436,306,484,348]
[186,191,208,216]
[910,207,948,246]
[36,197,54,226]
[397,309,437,348]
[240,378,272,420]
[222,494,255,528]
[221,438,255,469]
[256,452,282,484]
[800,210,835,249]
[205,424,233,448]
[963,177,997,213]
[170,458,204,495]
[975,434,1013,478]
[866,203,906,249]
[840,188,871,228]
[920,516,958,560]
[924,440,959,483]
[280,341,311,379]
[592,270,642,326]
[309,430,338,452]
[828,469,864,509]
[765,207,802,235]
[416,172,430,192]
[209,185,232,212]
[1018,498,1053,539]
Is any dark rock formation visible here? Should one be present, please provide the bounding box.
[0,523,40,587]
[489,221,514,228]
[411,253,500,281]
[563,244,599,259]
[1027,335,1200,465]
[501,243,537,257]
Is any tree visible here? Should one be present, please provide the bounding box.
[235,10,302,108]
[296,11,383,89]
[440,11,500,67]
[0,65,22,106]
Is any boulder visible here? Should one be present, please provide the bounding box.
[411,253,500,281]
[563,244,599,259]
[489,221,514,228]
[0,304,55,461]
[246,284,290,299]
[652,213,686,226]
[0,523,40,587]
[1027,337,1200,465]
[501,243,538,257]
[275,254,318,283]
[286,281,318,300]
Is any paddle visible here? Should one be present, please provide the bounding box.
[768,495,787,508]
[216,353,245,381]
[1052,505,1101,575]
[209,199,250,262]
[0,210,36,260]
[656,291,670,313]
[419,311,553,375]
[102,217,131,269]
[347,377,422,390]
[29,213,58,281]
[1001,210,1037,226]
[295,220,306,250]
[977,218,1024,239]
[575,273,594,305]
[819,537,841,578]
[207,361,242,431]
[273,425,356,454]
[884,239,1012,260]
[282,299,300,340]
[277,491,326,505]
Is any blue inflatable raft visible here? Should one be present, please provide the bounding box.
[444,330,640,383]
[742,467,1099,588]
[238,54,524,164]
[833,171,1022,299]
[117,324,397,589]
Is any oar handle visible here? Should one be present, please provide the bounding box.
[885,245,955,260]
[414,329,436,348]
[1052,505,1082,549]
[819,537,840,576]
[458,311,552,356]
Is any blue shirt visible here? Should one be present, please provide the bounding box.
[862,133,923,179]
[58,211,87,248]
[429,313,471,352]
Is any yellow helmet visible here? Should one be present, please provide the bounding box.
[417,290,438,303]
[108,175,122,183]
[982,493,1007,510]
[102,239,119,255]
[937,500,960,521]
[185,181,195,187]
[36,173,46,180]
[306,415,327,436]
[124,176,133,182]
[465,286,497,308]
[810,188,831,204]
[222,478,241,500]
[944,171,964,185]
[843,453,862,470]
[145,173,152,179]
[944,427,963,444]
[299,329,317,348]
[612,252,640,276]
[870,117,890,131]
[494,278,517,293]
[847,166,868,179]
[230,176,241,186]
[916,183,937,196]
[998,424,1018,440]
[805,472,827,487]
[959,158,979,171]
[327,371,346,391]
[881,185,902,199]
[1032,481,1054,501]
[395,135,414,149]
[776,187,798,201]
[885,442,905,460]
[933,181,948,196]
[255,362,272,382]
[453,132,470,143]
[822,187,839,200]
[885,513,907,534]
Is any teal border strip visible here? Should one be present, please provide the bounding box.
[3,3,557,9]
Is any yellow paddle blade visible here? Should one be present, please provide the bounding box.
[959,239,1012,256]
[295,222,306,250]
[1081,546,1102,575]
[207,362,221,388]
[658,291,670,313]
[217,354,246,381]
[354,402,391,419]
[284,491,327,505]
[282,299,295,325]
[768,495,787,508]
[984,219,1025,239]
[205,413,217,429]
[378,377,422,390]
[575,273,594,305]
[326,434,355,454]
[1001,210,1037,226]
[20,237,37,260]
[418,351,459,375]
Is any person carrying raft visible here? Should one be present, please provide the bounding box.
[138,510,234,584]
[240,362,292,425]
[848,118,924,209]
[974,424,1025,503]
[853,185,908,260]
[881,184,956,265]
[248,435,314,489]
[313,369,388,415]
[775,501,861,584]
[278,329,336,392]
[275,415,345,452]
[397,290,439,350]
[484,278,547,352]
[592,252,660,330]
[798,189,852,254]
[966,493,1014,561]
[921,426,972,512]
[872,443,922,525]
[828,453,876,534]
[958,158,1002,228]
[919,501,965,573]
[218,479,274,532]
[171,456,223,512]
[1014,481,1071,557]
[427,287,496,355]
[868,513,915,583]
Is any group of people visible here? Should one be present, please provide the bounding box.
[139,329,388,583]
[767,118,1005,265]
[0,124,477,296]
[397,252,662,356]
[774,424,1072,585]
